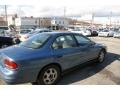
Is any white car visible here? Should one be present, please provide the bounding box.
[68,28,82,33]
[18,29,33,41]
[98,30,114,37]
[69,28,91,36]
[113,31,120,38]
[19,28,52,41]
[82,30,91,36]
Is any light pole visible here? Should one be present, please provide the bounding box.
[91,13,94,30]
[5,5,8,27]
[109,11,112,29]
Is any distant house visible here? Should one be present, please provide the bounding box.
[14,17,52,30]
[15,17,38,30]
[0,16,8,30]
[14,16,70,30]
[0,16,7,27]
[51,17,69,30]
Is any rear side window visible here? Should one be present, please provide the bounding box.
[74,35,91,46]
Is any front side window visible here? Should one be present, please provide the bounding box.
[52,35,76,49]
[19,33,51,49]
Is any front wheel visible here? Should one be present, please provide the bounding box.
[33,65,61,85]
[98,50,106,63]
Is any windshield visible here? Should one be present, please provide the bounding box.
[19,33,51,49]
[115,31,120,33]
[103,30,109,32]
[73,28,82,31]
[0,30,5,36]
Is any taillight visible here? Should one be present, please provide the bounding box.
[4,59,18,69]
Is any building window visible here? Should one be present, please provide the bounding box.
[55,21,57,24]
[59,21,61,24]
[41,21,42,24]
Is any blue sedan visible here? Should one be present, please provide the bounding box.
[0,32,107,85]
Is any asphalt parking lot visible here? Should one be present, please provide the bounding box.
[0,37,120,85]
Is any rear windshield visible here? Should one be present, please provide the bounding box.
[28,30,37,34]
[20,30,31,34]
[19,33,51,49]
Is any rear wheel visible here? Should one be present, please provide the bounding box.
[107,34,110,37]
[32,65,61,85]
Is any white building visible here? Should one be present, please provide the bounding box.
[15,17,38,29]
[8,16,70,30]
[51,17,69,30]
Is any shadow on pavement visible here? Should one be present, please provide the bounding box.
[58,52,120,85]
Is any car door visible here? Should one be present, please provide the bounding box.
[74,34,98,63]
[51,34,85,70]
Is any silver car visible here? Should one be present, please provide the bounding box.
[113,31,120,38]
[98,30,114,37]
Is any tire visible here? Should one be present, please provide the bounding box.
[107,34,110,37]
[32,65,61,85]
[97,50,106,63]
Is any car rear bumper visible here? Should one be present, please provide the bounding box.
[0,65,18,84]
[0,65,38,84]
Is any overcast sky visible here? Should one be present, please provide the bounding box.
[1,0,120,17]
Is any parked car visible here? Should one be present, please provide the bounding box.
[0,36,14,48]
[113,31,120,38]
[0,29,7,36]
[82,29,91,36]
[69,28,91,36]
[68,27,82,33]
[18,29,33,41]
[98,30,114,37]
[0,29,5,36]
[0,32,107,85]
[88,29,98,36]
[19,28,52,41]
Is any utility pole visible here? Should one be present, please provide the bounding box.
[109,11,112,29]
[63,7,66,30]
[91,13,94,30]
[5,5,8,27]
[64,7,66,18]
[39,18,41,28]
